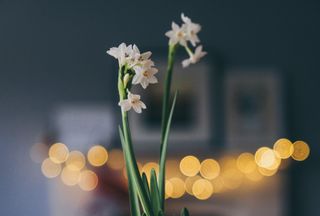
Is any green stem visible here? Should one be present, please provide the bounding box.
[118,67,152,216]
[159,44,177,210]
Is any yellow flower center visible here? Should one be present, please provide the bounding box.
[143,71,149,77]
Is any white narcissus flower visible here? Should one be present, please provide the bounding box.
[165,22,187,46]
[181,13,201,47]
[107,43,132,66]
[132,65,158,89]
[127,45,153,68]
[182,45,207,68]
[118,91,146,113]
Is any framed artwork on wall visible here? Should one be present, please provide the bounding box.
[129,56,214,153]
[224,69,284,152]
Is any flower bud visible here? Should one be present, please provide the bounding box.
[123,73,130,88]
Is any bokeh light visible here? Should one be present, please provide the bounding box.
[41,158,62,178]
[49,143,69,164]
[168,177,185,198]
[184,175,202,195]
[78,170,99,191]
[273,138,294,159]
[245,169,263,182]
[236,153,256,174]
[221,168,243,189]
[66,151,86,171]
[211,177,225,193]
[166,159,181,179]
[107,149,124,170]
[61,166,81,186]
[255,147,281,170]
[292,141,310,161]
[87,145,108,167]
[258,167,278,177]
[219,156,237,170]
[200,159,220,180]
[165,180,174,199]
[192,178,213,200]
[180,155,200,177]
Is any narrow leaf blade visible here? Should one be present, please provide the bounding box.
[159,91,178,208]
[180,207,190,216]
[150,169,161,215]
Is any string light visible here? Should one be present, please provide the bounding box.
[49,143,69,164]
[66,151,86,171]
[200,159,220,180]
[165,180,174,199]
[78,170,98,191]
[211,177,225,193]
[41,158,61,178]
[221,168,243,190]
[192,179,213,200]
[236,153,256,174]
[60,166,81,186]
[184,175,202,195]
[273,138,294,159]
[87,145,108,167]
[37,137,309,199]
[258,167,278,177]
[255,147,281,170]
[245,168,263,182]
[180,155,201,177]
[292,141,310,161]
[168,177,185,199]
[107,149,124,170]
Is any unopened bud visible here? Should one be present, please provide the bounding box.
[123,74,130,88]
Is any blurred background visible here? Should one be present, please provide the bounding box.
[0,0,319,215]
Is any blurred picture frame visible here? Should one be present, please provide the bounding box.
[129,56,213,152]
[224,69,284,152]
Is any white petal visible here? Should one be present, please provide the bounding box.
[148,76,158,84]
[133,44,140,54]
[132,74,141,84]
[133,105,142,113]
[195,45,203,54]
[129,93,141,101]
[179,39,187,47]
[139,101,146,109]
[141,80,149,89]
[106,48,119,58]
[118,100,131,112]
[182,58,191,68]
[172,22,180,30]
[141,51,152,60]
[181,13,191,24]
[165,30,173,38]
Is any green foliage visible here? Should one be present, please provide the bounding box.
[150,169,161,215]
[180,208,190,216]
[158,91,178,208]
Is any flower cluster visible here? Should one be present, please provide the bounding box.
[165,13,207,67]
[107,43,158,113]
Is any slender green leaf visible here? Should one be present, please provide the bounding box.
[158,210,164,216]
[159,91,178,209]
[119,126,152,216]
[150,169,161,215]
[127,169,141,216]
[180,207,190,216]
[141,172,151,201]
[119,127,140,216]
